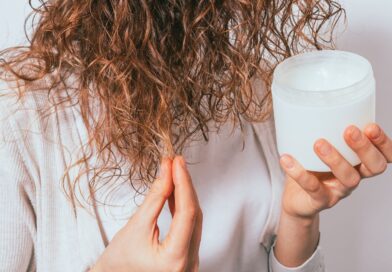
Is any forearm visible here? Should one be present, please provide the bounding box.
[274,211,320,267]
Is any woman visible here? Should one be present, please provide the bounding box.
[0,1,391,271]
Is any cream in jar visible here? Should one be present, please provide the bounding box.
[272,50,376,172]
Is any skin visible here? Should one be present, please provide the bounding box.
[275,123,392,267]
[91,123,391,271]
[90,156,203,272]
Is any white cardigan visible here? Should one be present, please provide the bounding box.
[0,79,324,272]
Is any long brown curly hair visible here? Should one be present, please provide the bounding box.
[0,0,344,204]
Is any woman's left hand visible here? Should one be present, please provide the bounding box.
[280,123,392,219]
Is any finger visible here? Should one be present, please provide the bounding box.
[280,154,328,203]
[185,207,203,272]
[355,163,374,178]
[135,158,174,226]
[314,139,361,191]
[169,158,202,272]
[163,156,200,257]
[364,123,392,163]
[344,125,388,176]
[169,176,203,272]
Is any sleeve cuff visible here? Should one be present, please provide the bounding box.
[269,244,325,272]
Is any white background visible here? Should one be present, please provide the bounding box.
[1,1,391,271]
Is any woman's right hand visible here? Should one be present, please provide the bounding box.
[90,156,203,272]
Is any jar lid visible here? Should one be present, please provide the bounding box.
[272,50,375,107]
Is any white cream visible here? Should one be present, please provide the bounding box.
[272,50,376,172]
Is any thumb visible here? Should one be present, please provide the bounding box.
[136,158,174,226]
[163,156,199,254]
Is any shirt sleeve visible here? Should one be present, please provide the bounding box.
[268,238,325,272]
[0,94,36,271]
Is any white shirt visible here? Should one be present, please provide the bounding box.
[0,78,324,272]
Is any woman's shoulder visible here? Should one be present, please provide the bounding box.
[0,70,79,129]
[0,79,36,133]
[0,70,84,163]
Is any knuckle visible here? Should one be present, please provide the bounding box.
[376,136,386,146]
[294,169,307,182]
[368,160,387,176]
[188,207,198,218]
[357,138,372,150]
[373,130,386,145]
[327,154,341,168]
[327,197,339,208]
[336,189,351,201]
[306,180,319,193]
[347,172,361,188]
[377,161,388,174]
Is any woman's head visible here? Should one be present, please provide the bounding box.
[0,0,344,201]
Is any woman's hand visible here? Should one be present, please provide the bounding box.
[273,123,392,267]
[90,156,203,272]
[280,123,392,220]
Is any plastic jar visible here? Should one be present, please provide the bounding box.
[272,50,376,172]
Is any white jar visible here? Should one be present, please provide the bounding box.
[272,50,376,172]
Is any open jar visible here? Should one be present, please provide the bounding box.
[272,50,376,172]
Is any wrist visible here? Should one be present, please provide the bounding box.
[274,210,320,267]
[280,209,319,228]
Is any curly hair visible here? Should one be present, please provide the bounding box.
[0,0,344,204]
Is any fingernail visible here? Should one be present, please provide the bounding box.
[350,127,362,142]
[318,142,332,156]
[281,155,294,169]
[370,125,381,139]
